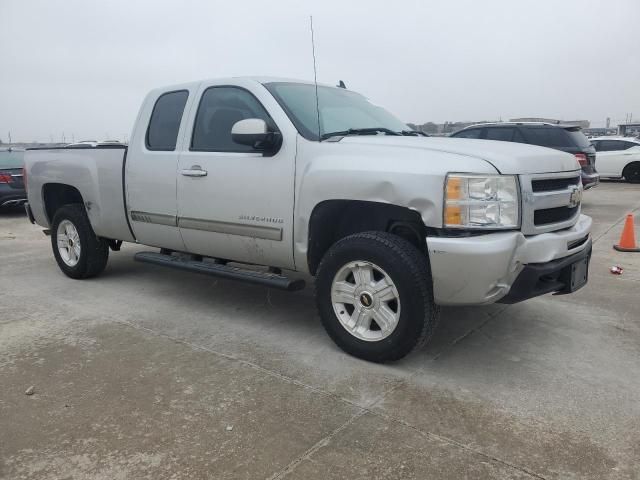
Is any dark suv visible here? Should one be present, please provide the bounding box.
[0,148,26,209]
[450,123,599,189]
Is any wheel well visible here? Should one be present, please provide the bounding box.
[307,200,427,275]
[623,161,640,176]
[42,183,84,223]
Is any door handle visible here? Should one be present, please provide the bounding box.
[180,165,208,177]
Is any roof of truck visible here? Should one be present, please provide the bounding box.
[153,76,339,94]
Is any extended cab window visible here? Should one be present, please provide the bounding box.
[146,90,189,151]
[191,87,275,152]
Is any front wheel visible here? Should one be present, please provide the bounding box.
[315,232,440,362]
[51,204,109,279]
[623,162,640,184]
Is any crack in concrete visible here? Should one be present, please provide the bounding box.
[109,314,548,480]
[371,409,548,480]
[265,410,368,480]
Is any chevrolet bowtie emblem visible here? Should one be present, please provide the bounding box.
[568,186,582,208]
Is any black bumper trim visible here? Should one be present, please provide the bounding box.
[25,202,36,224]
[498,239,592,304]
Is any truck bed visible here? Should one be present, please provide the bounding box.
[25,145,135,242]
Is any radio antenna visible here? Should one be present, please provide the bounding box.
[310,15,321,141]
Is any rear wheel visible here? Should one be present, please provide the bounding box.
[623,162,640,184]
[315,231,440,362]
[51,204,109,279]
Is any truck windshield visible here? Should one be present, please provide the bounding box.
[264,82,408,141]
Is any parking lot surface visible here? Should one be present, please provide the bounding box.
[1,182,639,479]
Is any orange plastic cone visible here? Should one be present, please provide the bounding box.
[614,214,640,252]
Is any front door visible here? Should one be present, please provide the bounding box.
[176,85,296,269]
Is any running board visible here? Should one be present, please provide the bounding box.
[134,251,305,291]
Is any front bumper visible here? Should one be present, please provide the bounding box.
[427,214,592,305]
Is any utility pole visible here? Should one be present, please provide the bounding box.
[8,131,11,144]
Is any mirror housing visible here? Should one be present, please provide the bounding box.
[231,118,281,154]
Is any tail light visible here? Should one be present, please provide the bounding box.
[574,153,588,167]
[0,173,12,184]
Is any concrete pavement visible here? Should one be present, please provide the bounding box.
[1,181,639,479]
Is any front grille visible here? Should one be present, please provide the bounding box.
[534,206,579,225]
[531,176,580,193]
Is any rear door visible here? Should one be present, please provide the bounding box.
[125,88,192,250]
[175,82,296,269]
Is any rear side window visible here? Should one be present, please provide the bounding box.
[146,90,189,151]
[453,128,482,139]
[565,130,591,149]
[191,86,275,152]
[524,127,573,148]
[596,140,635,152]
[486,128,516,141]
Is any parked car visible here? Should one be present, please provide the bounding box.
[23,77,592,362]
[589,136,640,183]
[0,148,26,209]
[450,122,600,189]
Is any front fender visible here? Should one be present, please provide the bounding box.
[292,137,497,273]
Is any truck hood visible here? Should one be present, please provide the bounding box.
[339,136,580,174]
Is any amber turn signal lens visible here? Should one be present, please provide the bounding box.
[446,177,462,200]
[444,205,462,225]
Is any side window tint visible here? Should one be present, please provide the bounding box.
[191,87,275,152]
[591,141,601,151]
[524,128,571,148]
[453,128,481,139]
[621,141,637,150]
[512,129,525,143]
[485,128,514,141]
[146,90,189,151]
[599,140,625,152]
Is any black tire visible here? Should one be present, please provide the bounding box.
[51,204,109,279]
[623,162,640,184]
[315,231,440,363]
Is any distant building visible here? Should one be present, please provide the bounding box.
[618,123,640,137]
[582,128,617,137]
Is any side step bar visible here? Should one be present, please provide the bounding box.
[134,251,305,292]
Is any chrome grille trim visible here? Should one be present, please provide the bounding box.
[519,171,582,235]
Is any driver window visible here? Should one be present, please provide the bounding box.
[191,87,275,152]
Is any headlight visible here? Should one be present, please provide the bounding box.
[444,174,520,229]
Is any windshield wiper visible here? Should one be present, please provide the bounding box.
[400,130,428,137]
[320,127,401,141]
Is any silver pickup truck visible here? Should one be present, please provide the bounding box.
[24,77,592,362]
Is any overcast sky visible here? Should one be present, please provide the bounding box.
[1,0,638,142]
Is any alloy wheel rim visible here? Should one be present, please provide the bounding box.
[331,260,401,341]
[57,219,81,267]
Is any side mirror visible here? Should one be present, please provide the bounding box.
[231,118,281,154]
